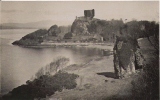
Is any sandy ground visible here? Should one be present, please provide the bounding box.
[45,55,134,100]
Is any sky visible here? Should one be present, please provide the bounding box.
[0,1,159,26]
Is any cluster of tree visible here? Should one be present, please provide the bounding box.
[48,25,61,36]
[12,25,71,46]
[98,19,124,42]
[12,29,48,46]
[2,71,78,100]
[70,18,159,43]
[63,32,73,39]
[91,19,158,43]
[126,20,159,39]
[126,20,159,51]
[70,18,124,42]
[59,25,71,34]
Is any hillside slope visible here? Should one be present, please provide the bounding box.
[71,18,123,42]
[48,56,133,100]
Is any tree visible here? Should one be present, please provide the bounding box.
[64,32,73,39]
[48,25,61,36]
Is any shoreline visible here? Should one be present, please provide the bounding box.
[19,42,114,51]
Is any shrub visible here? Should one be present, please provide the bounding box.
[3,71,78,100]
[35,57,70,78]
[131,56,159,100]
[48,25,61,36]
[64,32,72,39]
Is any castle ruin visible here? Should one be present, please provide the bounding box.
[84,9,95,19]
[76,9,95,20]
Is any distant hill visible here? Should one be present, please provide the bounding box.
[0,20,64,29]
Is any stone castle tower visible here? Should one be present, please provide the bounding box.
[84,9,95,19]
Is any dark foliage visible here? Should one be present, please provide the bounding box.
[64,32,73,39]
[126,20,159,39]
[100,19,124,42]
[2,71,78,100]
[22,29,47,40]
[71,18,159,43]
[48,25,61,36]
[131,53,159,100]
[12,29,47,46]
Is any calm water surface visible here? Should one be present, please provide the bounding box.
[0,29,106,94]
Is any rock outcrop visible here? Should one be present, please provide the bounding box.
[70,17,124,40]
[48,25,61,36]
[71,18,91,36]
[71,18,104,36]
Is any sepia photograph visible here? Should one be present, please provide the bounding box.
[0,1,159,100]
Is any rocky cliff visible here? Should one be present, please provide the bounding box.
[71,17,124,42]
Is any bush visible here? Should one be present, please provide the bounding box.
[3,71,78,100]
[35,57,70,78]
[64,32,72,39]
[48,25,61,36]
[131,56,159,100]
